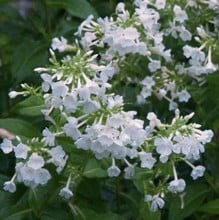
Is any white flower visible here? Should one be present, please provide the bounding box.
[14,143,29,159]
[8,91,20,99]
[3,181,16,193]
[144,194,165,211]
[155,0,166,9]
[147,112,162,128]
[16,162,33,183]
[168,179,186,193]
[0,139,14,154]
[196,129,213,144]
[139,152,156,169]
[63,94,78,113]
[183,45,205,63]
[59,187,73,199]
[173,5,188,23]
[91,140,106,154]
[27,153,45,170]
[141,76,155,88]
[184,135,204,160]
[75,136,91,150]
[42,127,56,146]
[174,134,204,159]
[169,100,178,111]
[48,145,67,172]
[124,166,135,179]
[191,165,205,180]
[33,168,51,185]
[82,100,100,113]
[155,137,173,157]
[110,141,126,159]
[148,60,161,72]
[107,165,121,177]
[41,73,53,92]
[75,14,94,36]
[116,2,125,13]
[63,117,81,140]
[51,81,68,98]
[103,27,148,56]
[177,89,191,102]
[178,26,192,41]
[51,36,68,52]
[107,95,124,110]
[158,89,167,97]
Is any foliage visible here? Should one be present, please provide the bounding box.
[1,0,219,219]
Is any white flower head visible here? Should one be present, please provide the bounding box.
[191,165,205,180]
[27,153,45,170]
[59,187,73,199]
[139,152,156,169]
[177,89,191,102]
[168,179,186,193]
[107,165,121,177]
[148,60,161,72]
[124,166,135,179]
[3,181,16,193]
[173,5,188,23]
[155,137,173,157]
[147,112,162,128]
[155,0,166,9]
[33,168,51,185]
[144,194,165,211]
[51,36,68,52]
[42,127,56,146]
[63,117,81,140]
[14,143,29,159]
[0,139,15,154]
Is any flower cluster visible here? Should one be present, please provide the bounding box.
[75,0,218,110]
[2,0,216,213]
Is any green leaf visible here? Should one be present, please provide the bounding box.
[11,96,44,116]
[198,199,219,214]
[74,208,125,220]
[40,208,71,220]
[132,167,153,193]
[47,0,98,19]
[0,205,32,220]
[11,40,48,85]
[168,183,209,220]
[0,118,41,138]
[83,158,107,178]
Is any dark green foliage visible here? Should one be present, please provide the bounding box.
[1,1,219,219]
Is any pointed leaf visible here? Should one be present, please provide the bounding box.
[0,118,41,138]
[199,199,219,214]
[11,96,44,116]
[83,158,107,178]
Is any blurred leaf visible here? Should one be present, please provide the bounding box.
[0,205,32,220]
[11,96,44,116]
[198,199,219,214]
[83,158,107,178]
[40,208,71,220]
[47,0,98,19]
[11,40,48,86]
[0,118,41,138]
[168,183,209,220]
[74,208,125,220]
[132,167,153,193]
